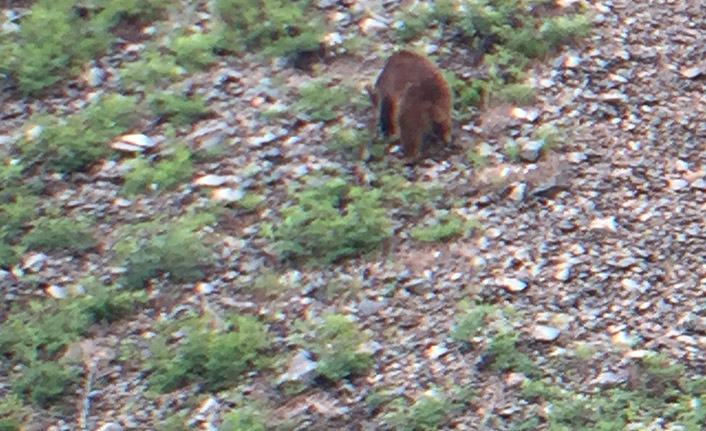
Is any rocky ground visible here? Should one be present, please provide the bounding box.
[3,0,706,430]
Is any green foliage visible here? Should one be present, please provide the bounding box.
[451,304,494,342]
[11,360,79,408]
[498,83,536,105]
[214,0,323,58]
[409,211,473,242]
[148,92,210,127]
[0,0,168,95]
[0,394,26,431]
[119,51,182,90]
[274,177,391,263]
[122,145,194,195]
[486,331,538,375]
[0,285,142,407]
[309,314,374,381]
[147,314,270,392]
[532,124,566,152]
[296,80,349,122]
[114,214,216,288]
[172,31,217,72]
[21,216,96,253]
[541,14,592,48]
[384,394,454,431]
[221,405,269,431]
[18,94,140,172]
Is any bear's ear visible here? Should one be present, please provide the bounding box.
[365,84,378,106]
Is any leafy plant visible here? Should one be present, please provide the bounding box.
[213,0,323,59]
[384,394,454,431]
[310,314,374,381]
[409,211,473,242]
[274,177,391,263]
[172,31,217,71]
[122,145,194,195]
[17,94,140,172]
[148,92,210,126]
[221,405,269,431]
[451,303,494,343]
[113,213,216,288]
[296,80,349,122]
[119,50,182,90]
[147,314,270,392]
[21,216,96,253]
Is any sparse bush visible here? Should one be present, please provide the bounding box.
[118,50,182,90]
[296,80,349,122]
[274,177,391,263]
[213,0,323,59]
[451,303,494,343]
[221,405,269,431]
[172,31,217,71]
[147,314,270,392]
[384,394,454,431]
[121,145,194,195]
[17,94,140,172]
[0,0,168,95]
[486,331,538,375]
[409,211,474,242]
[310,314,373,381]
[148,92,210,126]
[114,214,216,288]
[11,360,79,408]
[21,216,96,253]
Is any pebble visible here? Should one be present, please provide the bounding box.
[502,277,527,293]
[531,325,560,341]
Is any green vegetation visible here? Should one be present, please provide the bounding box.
[0,283,144,407]
[118,50,183,90]
[147,313,270,392]
[296,80,349,122]
[213,0,323,59]
[394,0,591,110]
[113,213,216,288]
[172,31,218,72]
[384,393,456,431]
[21,216,96,253]
[310,314,374,381]
[0,0,168,95]
[221,405,269,431]
[409,211,475,242]
[17,94,140,173]
[122,145,194,195]
[148,92,211,127]
[274,177,391,264]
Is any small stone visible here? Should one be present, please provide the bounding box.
[519,140,544,162]
[22,252,47,272]
[425,344,448,360]
[532,325,560,341]
[46,284,67,299]
[555,264,572,281]
[95,423,124,431]
[692,179,706,190]
[277,350,317,385]
[502,277,527,293]
[196,282,215,294]
[508,183,527,202]
[358,299,383,316]
[210,187,245,202]
[359,17,387,34]
[680,63,706,79]
[193,175,231,187]
[621,279,641,291]
[589,216,617,232]
[592,371,622,386]
[118,134,155,149]
[611,331,632,347]
[668,179,689,191]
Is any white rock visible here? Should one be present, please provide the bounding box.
[611,331,632,347]
[210,187,245,202]
[95,423,124,431]
[668,179,689,191]
[193,175,230,187]
[425,344,448,360]
[508,183,527,202]
[532,325,560,341]
[359,17,387,34]
[118,134,155,149]
[196,282,215,294]
[277,350,317,385]
[22,252,47,272]
[589,216,617,232]
[502,277,527,293]
[46,284,67,299]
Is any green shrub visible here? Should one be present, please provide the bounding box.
[384,394,454,431]
[18,94,140,172]
[274,177,391,263]
[21,216,96,253]
[121,145,194,195]
[148,92,210,127]
[173,31,217,71]
[451,304,494,343]
[114,214,216,288]
[147,314,270,392]
[296,80,349,122]
[409,211,473,242]
[0,0,168,95]
[77,278,148,323]
[221,405,268,431]
[118,50,182,90]
[310,314,374,381]
[213,0,323,59]
[11,360,79,407]
[486,331,538,375]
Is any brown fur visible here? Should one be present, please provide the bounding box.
[366,50,452,160]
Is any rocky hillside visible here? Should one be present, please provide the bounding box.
[2,0,706,430]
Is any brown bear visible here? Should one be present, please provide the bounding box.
[365,50,453,160]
